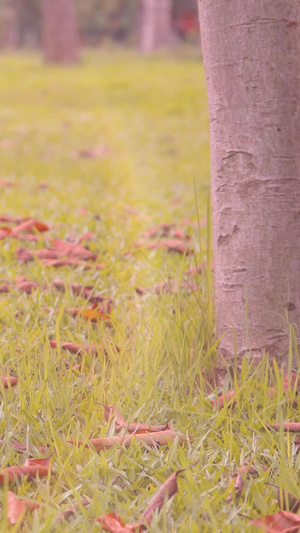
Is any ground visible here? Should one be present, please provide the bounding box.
[0,48,299,532]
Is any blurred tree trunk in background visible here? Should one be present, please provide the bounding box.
[198,0,300,379]
[42,0,80,64]
[139,0,176,52]
[3,0,19,49]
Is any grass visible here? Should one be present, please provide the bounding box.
[0,48,299,532]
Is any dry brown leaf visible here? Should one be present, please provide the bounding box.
[136,279,197,296]
[252,511,300,532]
[104,405,171,434]
[210,390,237,409]
[51,238,98,261]
[68,430,185,451]
[0,456,52,484]
[50,340,104,354]
[41,258,105,270]
[271,423,300,433]
[56,498,89,523]
[0,439,49,455]
[96,513,140,532]
[134,239,192,255]
[7,491,40,526]
[141,469,184,526]
[1,376,18,388]
[276,487,300,514]
[12,219,49,235]
[268,373,300,396]
[226,464,263,502]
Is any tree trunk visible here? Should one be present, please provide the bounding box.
[198,0,300,374]
[42,0,80,64]
[3,1,19,49]
[139,0,176,52]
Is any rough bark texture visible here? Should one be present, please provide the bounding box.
[42,0,80,64]
[198,0,300,373]
[139,0,176,52]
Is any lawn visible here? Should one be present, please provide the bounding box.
[0,48,299,532]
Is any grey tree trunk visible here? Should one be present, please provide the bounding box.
[139,0,176,52]
[42,0,80,64]
[198,0,300,374]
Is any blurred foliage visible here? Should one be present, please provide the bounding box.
[0,0,199,48]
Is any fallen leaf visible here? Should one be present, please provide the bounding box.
[210,390,236,409]
[226,464,264,502]
[0,283,9,293]
[0,226,12,239]
[104,405,171,434]
[66,305,112,323]
[50,340,104,354]
[68,430,186,451]
[1,376,18,388]
[12,219,49,235]
[141,469,184,526]
[0,455,52,484]
[56,498,89,523]
[96,513,139,532]
[268,373,300,396]
[51,239,98,261]
[7,491,40,526]
[0,180,18,188]
[0,439,49,455]
[271,423,300,433]
[134,239,192,255]
[15,280,40,294]
[41,258,105,270]
[142,223,175,239]
[252,511,300,532]
[135,280,197,296]
[276,487,300,513]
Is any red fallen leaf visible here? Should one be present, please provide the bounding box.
[252,511,300,532]
[16,247,59,263]
[52,280,110,304]
[268,373,300,396]
[68,430,186,451]
[134,239,192,255]
[0,283,9,293]
[1,376,18,388]
[12,219,49,235]
[0,455,52,484]
[226,464,266,503]
[142,223,176,239]
[50,340,104,354]
[0,180,18,188]
[271,423,300,433]
[0,215,28,223]
[65,305,111,323]
[0,226,12,239]
[56,498,89,523]
[78,231,94,242]
[210,390,236,409]
[51,239,98,261]
[141,469,184,526]
[15,281,40,294]
[275,487,300,513]
[72,143,111,160]
[0,439,49,455]
[185,264,203,275]
[104,405,171,434]
[96,513,139,532]
[7,491,40,526]
[295,437,300,454]
[41,258,105,270]
[135,280,197,296]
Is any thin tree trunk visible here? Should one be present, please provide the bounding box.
[139,0,176,52]
[3,1,19,49]
[42,0,80,64]
[198,0,300,375]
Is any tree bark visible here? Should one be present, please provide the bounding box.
[139,0,176,52]
[198,0,300,373]
[42,0,80,64]
[3,1,19,49]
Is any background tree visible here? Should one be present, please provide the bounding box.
[139,0,176,52]
[198,0,300,376]
[42,0,80,64]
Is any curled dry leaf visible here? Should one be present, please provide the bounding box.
[56,498,89,523]
[271,423,300,433]
[252,511,300,532]
[141,469,184,526]
[1,376,18,388]
[226,464,265,503]
[0,439,49,455]
[276,487,300,514]
[210,390,236,409]
[268,373,300,396]
[104,405,171,434]
[51,238,98,261]
[134,239,192,255]
[50,340,104,354]
[12,219,49,235]
[0,456,52,484]
[135,279,197,296]
[96,513,139,532]
[52,279,109,304]
[7,491,40,526]
[68,430,186,451]
[41,258,105,270]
